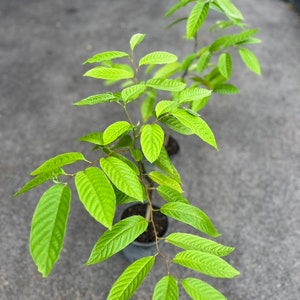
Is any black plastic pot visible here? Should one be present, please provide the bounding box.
[120,203,169,263]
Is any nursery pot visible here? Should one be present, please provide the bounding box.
[165,135,180,156]
[120,203,169,263]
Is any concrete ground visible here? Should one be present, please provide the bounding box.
[1,0,299,299]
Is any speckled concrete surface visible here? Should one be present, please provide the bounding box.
[1,0,300,299]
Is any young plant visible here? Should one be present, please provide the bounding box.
[15,1,261,299]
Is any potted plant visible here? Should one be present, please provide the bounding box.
[15,0,261,299]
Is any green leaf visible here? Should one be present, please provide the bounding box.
[30,184,71,277]
[111,153,139,175]
[180,53,197,72]
[157,186,189,204]
[166,233,234,256]
[166,17,188,30]
[111,135,133,150]
[179,87,212,103]
[130,33,146,51]
[139,51,178,66]
[83,51,129,65]
[186,2,209,39]
[114,187,136,205]
[84,66,134,80]
[164,0,193,17]
[160,202,220,237]
[141,90,156,122]
[78,132,104,145]
[31,152,86,175]
[73,93,116,106]
[224,29,259,48]
[103,121,131,145]
[215,0,244,20]
[107,256,155,300]
[181,277,226,300]
[155,100,177,117]
[121,84,147,103]
[171,109,217,149]
[213,83,239,94]
[149,171,183,193]
[130,148,143,162]
[153,62,181,79]
[86,215,148,265]
[146,78,186,92]
[190,96,211,112]
[100,157,145,200]
[173,250,240,278]
[218,53,232,79]
[140,124,165,163]
[152,275,178,300]
[75,167,115,229]
[161,116,193,135]
[197,50,212,73]
[239,48,261,75]
[14,168,65,197]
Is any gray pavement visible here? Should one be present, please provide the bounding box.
[1,0,300,299]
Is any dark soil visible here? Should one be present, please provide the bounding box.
[165,135,180,156]
[121,203,168,243]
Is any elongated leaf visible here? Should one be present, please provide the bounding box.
[84,67,134,80]
[213,83,239,95]
[141,124,164,163]
[197,50,212,73]
[186,2,209,39]
[152,275,178,300]
[121,84,147,103]
[215,0,243,20]
[166,233,234,256]
[86,216,148,265]
[75,167,115,229]
[173,250,240,278]
[190,96,211,112]
[78,132,104,145]
[100,157,144,200]
[110,153,139,175]
[171,109,217,149]
[146,78,186,92]
[160,202,220,237]
[155,100,177,117]
[218,53,232,79]
[107,256,155,300]
[153,62,181,79]
[141,90,156,122]
[83,51,129,65]
[179,87,212,103]
[180,53,197,72]
[30,184,71,277]
[157,186,189,204]
[73,93,116,106]
[239,48,261,75]
[164,0,193,17]
[181,277,226,300]
[139,51,178,66]
[224,29,259,48]
[103,121,131,145]
[31,152,86,175]
[130,33,146,51]
[149,171,183,193]
[161,116,193,135]
[14,168,65,197]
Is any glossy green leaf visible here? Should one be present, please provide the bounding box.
[78,132,104,145]
[190,96,211,112]
[197,50,212,73]
[160,202,220,237]
[153,62,181,79]
[146,78,186,92]
[110,153,139,175]
[141,124,164,163]
[121,84,147,103]
[186,2,209,39]
[157,186,189,204]
[103,121,131,145]
[14,168,65,197]
[139,51,178,66]
[130,148,143,162]
[215,0,244,20]
[130,33,146,51]
[239,48,261,75]
[100,157,144,200]
[149,171,183,193]
[179,87,212,103]
[171,109,217,149]
[86,216,148,265]
[83,51,129,65]
[166,233,234,256]
[107,256,155,300]
[161,116,193,135]
[180,53,197,72]
[111,135,133,150]
[30,184,71,277]
[213,83,239,94]
[73,93,116,106]
[75,167,115,229]
[114,187,136,205]
[155,100,177,118]
[141,90,156,122]
[173,250,240,278]
[31,152,86,175]
[218,53,232,79]
[84,66,134,80]
[152,275,178,300]
[181,277,226,300]
[223,29,259,48]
